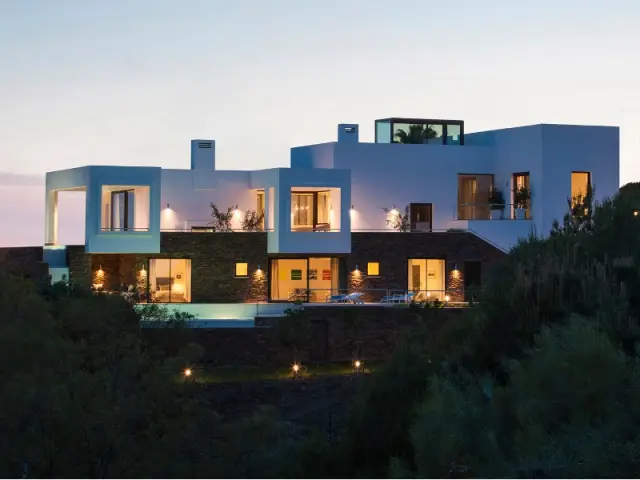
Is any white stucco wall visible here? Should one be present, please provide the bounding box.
[291,122,620,251]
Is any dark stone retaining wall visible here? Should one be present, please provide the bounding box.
[144,306,466,366]
[0,246,48,279]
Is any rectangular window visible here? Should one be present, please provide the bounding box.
[149,259,191,303]
[408,259,445,301]
[367,262,380,276]
[269,257,340,302]
[375,120,392,143]
[445,124,462,145]
[457,174,493,220]
[111,190,134,231]
[513,172,531,219]
[290,190,335,232]
[101,185,150,232]
[571,171,591,215]
[235,262,248,277]
[571,172,591,201]
[410,203,432,231]
[256,190,265,230]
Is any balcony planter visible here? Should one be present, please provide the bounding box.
[488,186,505,220]
[514,185,531,220]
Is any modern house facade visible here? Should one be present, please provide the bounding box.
[39,117,619,305]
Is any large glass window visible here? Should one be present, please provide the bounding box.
[291,190,333,232]
[410,203,432,231]
[408,259,446,301]
[375,120,392,143]
[513,172,531,219]
[291,193,313,229]
[458,174,493,220]
[269,257,340,302]
[426,124,444,145]
[256,190,265,230]
[149,259,191,303]
[111,190,134,231]
[571,172,591,201]
[101,185,150,232]
[446,124,462,145]
[571,171,591,215]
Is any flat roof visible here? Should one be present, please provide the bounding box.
[375,117,464,125]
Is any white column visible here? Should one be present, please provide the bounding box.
[45,190,58,245]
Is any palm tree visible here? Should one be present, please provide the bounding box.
[393,124,438,144]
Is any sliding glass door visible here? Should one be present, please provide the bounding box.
[269,257,340,302]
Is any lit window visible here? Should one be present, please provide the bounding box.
[367,262,380,276]
[235,262,248,277]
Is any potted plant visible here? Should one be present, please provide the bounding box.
[514,185,531,220]
[488,186,505,220]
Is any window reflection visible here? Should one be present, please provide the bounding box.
[427,124,444,145]
[446,124,461,145]
[375,121,391,143]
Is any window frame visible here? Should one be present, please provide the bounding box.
[110,189,134,231]
[367,262,380,276]
[235,262,249,278]
[291,190,332,232]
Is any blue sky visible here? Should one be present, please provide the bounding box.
[0,0,638,245]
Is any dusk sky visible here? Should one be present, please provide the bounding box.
[1,0,638,246]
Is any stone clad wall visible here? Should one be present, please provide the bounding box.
[349,232,505,302]
[145,306,466,366]
[4,231,505,303]
[0,246,48,280]
[67,233,268,302]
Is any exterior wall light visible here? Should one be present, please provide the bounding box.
[445,295,450,302]
[166,204,170,209]
[634,210,639,217]
[183,368,192,377]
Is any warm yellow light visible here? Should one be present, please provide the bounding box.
[235,262,248,277]
[390,209,399,216]
[292,363,300,373]
[367,262,380,276]
[96,266,104,277]
[234,209,241,218]
[426,291,431,297]
[184,368,192,377]
[634,210,639,217]
[452,269,460,279]
[354,360,362,369]
[139,267,147,277]
[445,295,450,302]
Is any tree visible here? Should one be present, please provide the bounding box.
[394,125,438,144]
[0,273,213,478]
[409,318,640,478]
[277,307,310,372]
[242,208,265,232]
[383,205,411,232]
[209,204,237,232]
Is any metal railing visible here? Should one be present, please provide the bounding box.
[100,227,151,232]
[457,202,531,221]
[245,288,462,306]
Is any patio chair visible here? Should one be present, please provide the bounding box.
[345,292,364,304]
[326,293,348,303]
